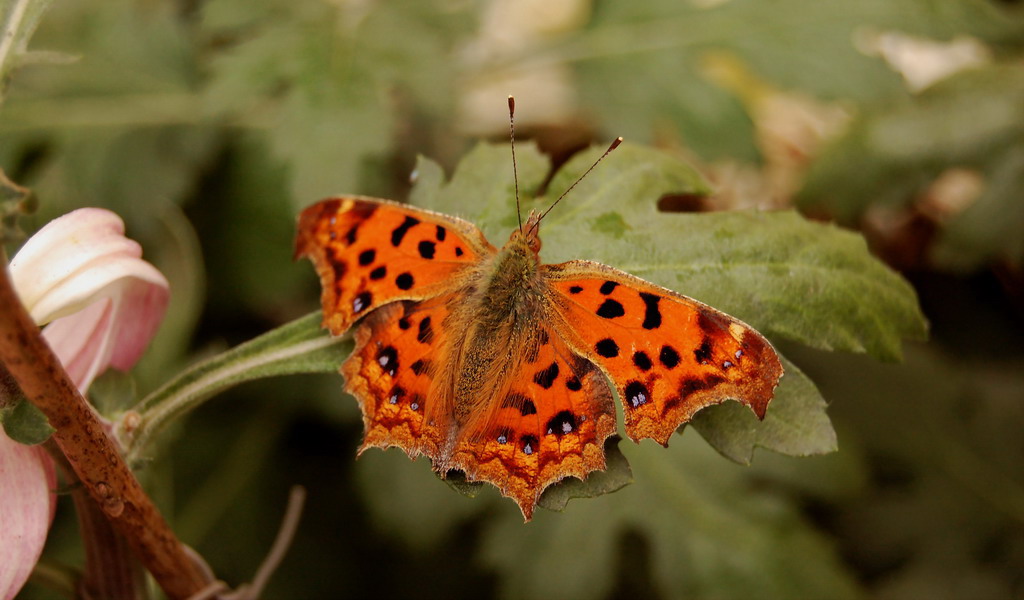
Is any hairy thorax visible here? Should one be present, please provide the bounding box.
[451,230,546,424]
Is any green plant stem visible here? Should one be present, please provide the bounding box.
[121,312,348,462]
[0,252,210,599]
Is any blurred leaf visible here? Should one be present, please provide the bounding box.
[691,356,836,464]
[201,0,472,205]
[355,448,497,551]
[0,396,54,445]
[799,63,1024,269]
[480,435,862,600]
[791,343,1024,598]
[88,370,137,416]
[203,134,307,316]
[576,47,759,162]
[932,144,1024,269]
[1,0,217,230]
[537,436,633,512]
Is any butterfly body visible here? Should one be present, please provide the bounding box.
[297,195,783,519]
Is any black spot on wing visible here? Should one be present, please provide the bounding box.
[391,216,419,247]
[596,338,619,358]
[353,291,372,314]
[660,345,680,368]
[565,376,582,391]
[358,249,375,266]
[633,351,652,371]
[597,299,625,319]
[694,338,713,364]
[533,361,559,389]
[624,381,650,408]
[599,281,619,295]
[418,240,436,259]
[503,393,537,416]
[376,345,398,377]
[370,266,387,280]
[569,285,583,294]
[395,272,414,290]
[546,411,577,436]
[436,225,446,241]
[417,316,434,344]
[640,292,662,330]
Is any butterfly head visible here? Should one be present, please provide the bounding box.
[511,210,543,254]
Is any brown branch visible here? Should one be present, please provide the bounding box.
[0,258,211,599]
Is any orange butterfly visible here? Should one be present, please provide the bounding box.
[296,124,782,521]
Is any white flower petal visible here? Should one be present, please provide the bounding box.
[10,208,131,320]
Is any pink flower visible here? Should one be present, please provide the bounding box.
[0,434,56,599]
[1,208,169,600]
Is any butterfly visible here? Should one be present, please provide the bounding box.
[295,134,783,521]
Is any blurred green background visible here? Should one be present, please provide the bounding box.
[3,0,1024,598]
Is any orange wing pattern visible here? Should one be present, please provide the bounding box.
[295,196,492,335]
[343,298,453,461]
[447,327,617,519]
[544,260,783,446]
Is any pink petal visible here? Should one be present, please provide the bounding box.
[12,207,171,393]
[0,434,56,600]
[42,275,169,393]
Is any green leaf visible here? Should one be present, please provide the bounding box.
[414,141,927,361]
[690,356,836,465]
[537,436,633,512]
[479,435,862,600]
[201,0,471,204]
[1,397,54,445]
[88,370,138,416]
[124,312,350,461]
[413,141,551,238]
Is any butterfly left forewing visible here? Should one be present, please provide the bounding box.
[543,260,783,446]
[295,196,494,335]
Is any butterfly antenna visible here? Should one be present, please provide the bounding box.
[509,95,523,234]
[530,136,623,235]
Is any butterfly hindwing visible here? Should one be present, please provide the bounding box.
[295,196,494,335]
[543,260,784,446]
[448,326,617,519]
[343,298,453,460]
